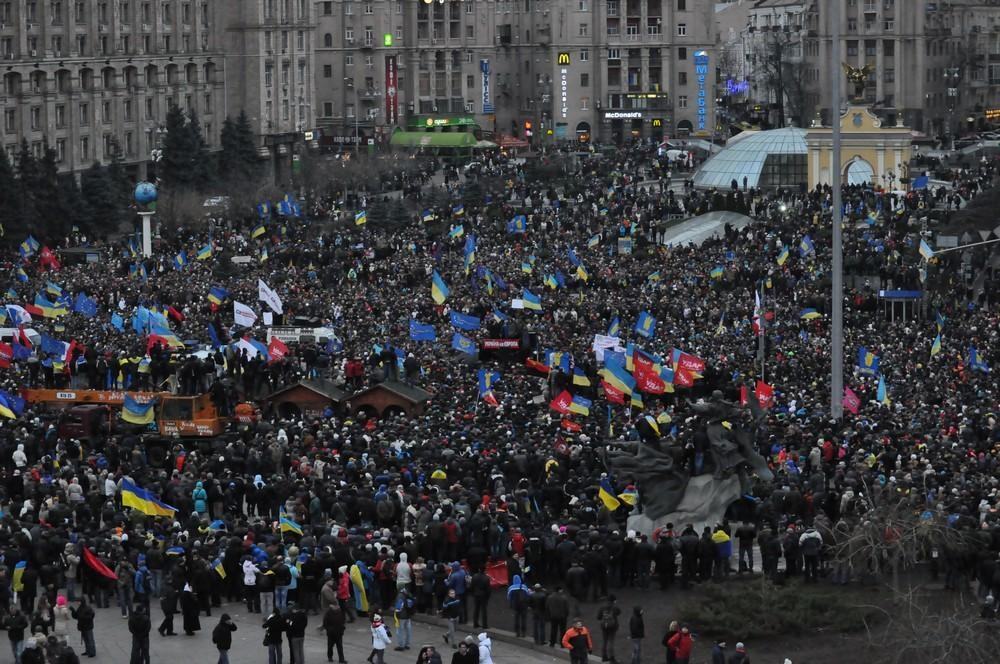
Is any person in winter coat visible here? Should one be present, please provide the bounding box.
[469,569,491,630]
[393,586,415,651]
[628,607,644,664]
[711,640,727,664]
[506,575,531,637]
[193,482,208,515]
[322,604,347,663]
[445,563,468,623]
[728,642,750,664]
[128,604,151,664]
[528,584,548,645]
[180,582,201,636]
[158,580,178,636]
[561,618,593,664]
[370,613,392,664]
[799,528,823,583]
[212,614,237,664]
[70,598,96,657]
[450,641,477,664]
[286,607,307,664]
[243,559,261,613]
[337,566,356,622]
[596,595,621,663]
[440,589,461,647]
[546,587,570,647]
[477,633,494,664]
[263,607,286,664]
[666,626,692,664]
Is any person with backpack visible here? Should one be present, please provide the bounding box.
[212,614,237,664]
[274,557,292,610]
[596,595,621,663]
[393,586,414,651]
[370,613,392,664]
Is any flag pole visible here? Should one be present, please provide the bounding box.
[830,0,844,419]
[757,281,766,384]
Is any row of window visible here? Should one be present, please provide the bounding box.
[6,1,210,27]
[2,93,212,134]
[6,124,217,165]
[0,31,207,57]
[263,30,308,52]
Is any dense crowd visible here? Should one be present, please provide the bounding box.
[0,142,998,664]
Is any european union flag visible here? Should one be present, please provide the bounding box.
[409,320,437,342]
[452,332,477,355]
[72,293,98,318]
[111,313,125,331]
[449,311,481,331]
[506,215,527,234]
[567,248,581,267]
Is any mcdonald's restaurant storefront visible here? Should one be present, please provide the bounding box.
[601,112,668,143]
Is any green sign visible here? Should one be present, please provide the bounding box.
[383,33,393,47]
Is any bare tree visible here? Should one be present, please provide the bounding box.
[755,33,808,128]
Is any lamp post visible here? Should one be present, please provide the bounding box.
[830,0,844,418]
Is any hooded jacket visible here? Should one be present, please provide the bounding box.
[371,618,392,649]
[478,633,494,664]
[561,625,593,654]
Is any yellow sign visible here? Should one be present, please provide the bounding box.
[986,108,1000,121]
[557,52,571,66]
[651,119,662,128]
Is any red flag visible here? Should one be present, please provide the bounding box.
[525,357,550,374]
[739,385,748,407]
[82,546,117,581]
[482,392,499,408]
[24,305,44,318]
[39,246,61,271]
[672,350,706,375]
[16,326,32,348]
[553,436,569,456]
[0,342,12,369]
[561,418,582,433]
[600,380,626,405]
[843,387,860,415]
[633,351,666,393]
[268,337,289,362]
[549,389,573,414]
[674,367,695,388]
[755,380,774,409]
[167,306,185,323]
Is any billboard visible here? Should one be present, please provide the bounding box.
[481,59,494,114]
[385,55,399,126]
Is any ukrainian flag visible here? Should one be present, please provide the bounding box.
[208,286,229,305]
[0,393,15,419]
[16,267,28,283]
[598,479,621,511]
[521,262,533,274]
[709,266,724,279]
[449,224,464,239]
[543,274,558,289]
[46,282,64,298]
[630,391,644,409]
[252,223,266,239]
[260,245,269,263]
[876,375,889,405]
[122,395,155,425]
[452,203,465,217]
[587,234,600,249]
[930,333,942,357]
[647,271,662,283]
[197,244,213,260]
[576,264,590,282]
[12,560,26,592]
[173,251,188,270]
[280,514,303,536]
[569,394,591,416]
[776,246,790,266]
[572,367,591,387]
[34,293,68,318]
[919,238,934,260]
[799,235,815,256]
[599,360,636,395]
[121,479,177,517]
[431,270,450,304]
[421,209,435,222]
[618,486,638,506]
[355,210,367,226]
[256,202,270,218]
[522,289,542,311]
[625,343,635,372]
[213,558,226,579]
[968,347,990,373]
[800,308,822,320]
[643,414,661,436]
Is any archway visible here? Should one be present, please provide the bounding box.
[844,157,874,186]
[383,405,407,419]
[676,119,694,137]
[353,404,378,421]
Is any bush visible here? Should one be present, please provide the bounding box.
[680,580,880,639]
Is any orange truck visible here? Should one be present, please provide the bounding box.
[21,389,258,438]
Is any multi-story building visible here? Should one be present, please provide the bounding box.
[0,0,315,182]
[315,0,718,146]
[740,0,1000,137]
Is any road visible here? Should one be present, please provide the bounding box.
[64,601,570,664]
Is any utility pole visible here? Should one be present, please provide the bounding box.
[830,0,844,419]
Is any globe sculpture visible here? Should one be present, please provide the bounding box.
[134,181,158,205]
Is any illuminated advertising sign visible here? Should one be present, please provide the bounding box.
[694,50,710,131]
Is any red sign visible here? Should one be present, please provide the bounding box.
[843,387,860,415]
[755,380,775,409]
[385,56,398,126]
[482,338,519,349]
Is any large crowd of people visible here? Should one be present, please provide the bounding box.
[0,141,998,664]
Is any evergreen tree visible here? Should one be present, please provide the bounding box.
[0,148,20,238]
[34,140,70,237]
[80,161,113,231]
[105,138,133,227]
[185,109,212,188]
[160,105,200,190]
[59,173,92,238]
[218,110,260,184]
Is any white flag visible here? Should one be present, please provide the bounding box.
[258,278,283,314]
[234,301,257,328]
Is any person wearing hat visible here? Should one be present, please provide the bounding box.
[528,584,548,645]
[322,602,347,663]
[711,640,726,664]
[370,613,392,664]
[128,604,151,664]
[728,642,749,664]
[263,606,287,664]
[212,614,237,664]
[561,617,593,664]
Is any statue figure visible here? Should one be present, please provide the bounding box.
[607,388,774,524]
[842,63,874,102]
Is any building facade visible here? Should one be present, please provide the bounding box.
[0,0,316,182]
[314,0,718,146]
[738,0,1000,137]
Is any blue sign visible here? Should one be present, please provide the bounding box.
[481,59,494,114]
[694,50,710,132]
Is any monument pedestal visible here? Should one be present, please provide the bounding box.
[627,474,741,538]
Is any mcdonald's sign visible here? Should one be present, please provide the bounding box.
[557,52,571,65]
[651,118,662,128]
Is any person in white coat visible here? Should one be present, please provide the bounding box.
[478,633,494,664]
[370,613,392,664]
[243,558,261,613]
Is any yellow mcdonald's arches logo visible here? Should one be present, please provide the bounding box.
[557,52,571,65]
[651,118,662,127]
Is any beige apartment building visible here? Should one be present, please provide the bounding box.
[314,0,718,145]
[0,0,316,181]
[730,0,1000,136]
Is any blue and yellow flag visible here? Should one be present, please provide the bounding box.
[876,375,890,405]
[252,223,267,239]
[213,558,227,579]
[599,359,635,395]
[16,267,28,283]
[451,333,477,355]
[34,293,69,318]
[122,395,155,425]
[208,285,229,305]
[522,290,542,311]
[968,347,990,373]
[569,394,591,416]
[635,311,656,338]
[173,251,188,270]
[587,234,600,249]
[576,264,590,282]
[919,238,934,260]
[572,367,591,387]
[607,316,620,337]
[857,347,880,376]
[197,244,213,260]
[800,308,821,320]
[449,224,464,239]
[121,479,177,517]
[598,479,621,511]
[12,560,26,592]
[452,203,465,217]
[776,246,790,266]
[280,514,303,536]
[431,270,450,304]
[799,235,815,257]
[930,333,942,357]
[709,266,723,280]
[355,210,367,226]
[618,487,638,506]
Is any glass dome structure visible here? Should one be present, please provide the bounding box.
[693,128,808,190]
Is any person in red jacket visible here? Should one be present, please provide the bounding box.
[667,626,693,664]
[561,618,593,664]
